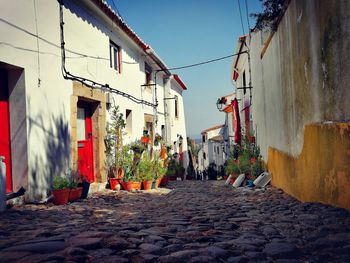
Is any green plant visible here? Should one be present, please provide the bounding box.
[68,180,79,189]
[105,105,126,176]
[117,145,133,170]
[122,168,133,182]
[154,133,163,146]
[238,154,251,175]
[130,140,146,154]
[224,159,240,175]
[176,164,185,176]
[138,152,154,181]
[53,176,69,190]
[251,159,264,178]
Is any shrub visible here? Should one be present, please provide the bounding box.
[53,176,69,190]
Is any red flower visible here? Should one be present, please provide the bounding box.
[141,136,150,144]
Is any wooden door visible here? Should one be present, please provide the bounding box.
[77,101,94,183]
[0,69,12,193]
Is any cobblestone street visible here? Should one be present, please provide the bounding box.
[1,181,350,262]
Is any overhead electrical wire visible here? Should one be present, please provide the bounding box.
[237,0,245,35]
[244,0,251,34]
[157,53,243,72]
[59,0,156,108]
[56,0,248,108]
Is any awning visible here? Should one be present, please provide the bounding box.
[232,98,241,144]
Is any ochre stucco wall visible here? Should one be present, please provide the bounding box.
[268,122,350,210]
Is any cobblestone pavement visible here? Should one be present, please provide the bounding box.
[1,181,350,263]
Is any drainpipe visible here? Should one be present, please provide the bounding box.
[144,47,171,140]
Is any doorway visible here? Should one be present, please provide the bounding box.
[0,69,12,193]
[77,100,94,183]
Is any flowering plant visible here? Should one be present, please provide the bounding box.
[154,133,163,146]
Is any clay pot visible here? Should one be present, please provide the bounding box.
[142,180,153,190]
[110,178,121,190]
[52,188,70,205]
[68,187,82,202]
[121,181,141,191]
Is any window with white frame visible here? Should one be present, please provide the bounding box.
[109,41,121,73]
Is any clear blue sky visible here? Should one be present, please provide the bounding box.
[106,0,262,138]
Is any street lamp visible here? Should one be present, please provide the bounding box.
[216,96,227,112]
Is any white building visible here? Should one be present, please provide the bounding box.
[231,35,254,143]
[198,124,226,176]
[0,0,188,201]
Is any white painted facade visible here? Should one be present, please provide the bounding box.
[231,35,254,143]
[0,0,188,201]
[198,125,225,173]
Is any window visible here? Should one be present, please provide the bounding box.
[203,152,206,160]
[202,134,206,143]
[125,109,132,135]
[109,41,121,73]
[77,107,86,140]
[242,70,246,94]
[161,125,165,139]
[174,95,179,118]
[145,63,152,87]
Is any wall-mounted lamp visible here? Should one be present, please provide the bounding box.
[216,96,227,112]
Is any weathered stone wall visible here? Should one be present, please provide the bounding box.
[250,0,350,209]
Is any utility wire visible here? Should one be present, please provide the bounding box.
[111,0,123,20]
[158,53,245,72]
[33,0,41,87]
[0,17,241,72]
[245,0,251,34]
[237,0,245,35]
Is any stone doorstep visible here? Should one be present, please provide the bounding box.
[89,182,107,193]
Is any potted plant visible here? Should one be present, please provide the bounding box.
[110,145,133,190]
[166,158,177,181]
[121,168,141,191]
[154,133,163,147]
[138,152,154,190]
[141,129,150,144]
[176,164,185,181]
[52,176,70,205]
[105,105,126,189]
[155,164,167,188]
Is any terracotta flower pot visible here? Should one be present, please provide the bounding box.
[121,181,141,191]
[155,178,161,188]
[110,178,121,190]
[142,180,153,190]
[69,187,82,202]
[52,188,70,205]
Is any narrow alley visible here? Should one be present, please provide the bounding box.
[1,181,350,262]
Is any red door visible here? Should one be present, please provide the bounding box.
[77,101,94,183]
[0,69,13,193]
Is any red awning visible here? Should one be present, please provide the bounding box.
[232,98,241,144]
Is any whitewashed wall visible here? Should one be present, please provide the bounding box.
[0,0,188,199]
